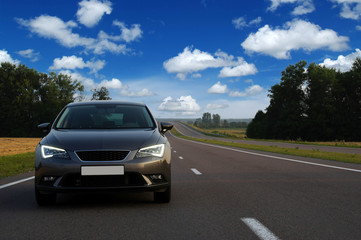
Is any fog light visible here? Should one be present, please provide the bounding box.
[150,174,163,180]
[43,176,56,182]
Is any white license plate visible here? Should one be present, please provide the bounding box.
[81,166,124,176]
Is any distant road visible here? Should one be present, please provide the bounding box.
[173,121,361,155]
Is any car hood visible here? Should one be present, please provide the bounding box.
[42,128,160,151]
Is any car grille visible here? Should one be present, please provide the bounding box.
[76,151,130,161]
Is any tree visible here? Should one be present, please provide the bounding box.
[0,63,40,136]
[305,63,337,140]
[212,114,221,128]
[223,119,229,128]
[201,112,212,128]
[247,58,361,141]
[333,58,361,140]
[266,61,307,139]
[91,86,111,100]
[0,62,84,137]
[246,110,267,138]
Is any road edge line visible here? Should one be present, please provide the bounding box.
[0,176,35,190]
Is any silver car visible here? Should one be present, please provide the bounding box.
[35,101,173,205]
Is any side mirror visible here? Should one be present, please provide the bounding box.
[160,122,173,134]
[38,122,51,134]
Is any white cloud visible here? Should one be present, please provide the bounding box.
[98,78,154,97]
[331,0,361,20]
[59,70,96,89]
[49,55,105,73]
[191,73,202,78]
[232,16,262,29]
[232,17,247,29]
[97,20,143,43]
[208,81,228,94]
[113,20,143,43]
[249,17,262,26]
[205,103,229,110]
[120,87,155,97]
[99,78,123,89]
[241,19,349,59]
[76,0,112,27]
[158,95,201,114]
[0,50,20,65]
[268,0,297,11]
[267,0,315,15]
[17,15,135,55]
[206,98,269,118]
[16,49,40,62]
[229,85,264,97]
[356,25,361,30]
[320,49,361,72]
[16,15,91,48]
[219,58,257,77]
[92,39,128,55]
[163,46,257,79]
[292,1,315,15]
[163,47,228,75]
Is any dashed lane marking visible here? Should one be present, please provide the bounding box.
[191,168,202,175]
[241,218,280,240]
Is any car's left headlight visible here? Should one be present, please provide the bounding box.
[135,144,165,158]
[41,145,70,159]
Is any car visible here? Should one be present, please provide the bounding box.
[35,101,173,205]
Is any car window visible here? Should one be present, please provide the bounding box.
[55,104,155,129]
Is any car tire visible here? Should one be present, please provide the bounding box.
[154,187,171,203]
[35,188,56,206]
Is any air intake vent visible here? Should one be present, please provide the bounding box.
[76,151,129,161]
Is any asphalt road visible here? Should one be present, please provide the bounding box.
[1,132,361,239]
[174,122,361,155]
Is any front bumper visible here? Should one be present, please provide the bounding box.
[35,148,171,194]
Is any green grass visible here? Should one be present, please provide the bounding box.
[183,122,361,149]
[171,128,361,165]
[0,152,35,179]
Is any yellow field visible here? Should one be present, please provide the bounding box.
[190,125,247,138]
[207,128,247,138]
[0,138,41,156]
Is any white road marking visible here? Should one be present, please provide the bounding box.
[0,176,35,190]
[171,131,361,173]
[179,156,183,159]
[174,150,177,153]
[191,168,202,175]
[241,218,280,240]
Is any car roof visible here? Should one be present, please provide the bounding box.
[66,101,146,107]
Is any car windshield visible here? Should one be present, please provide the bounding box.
[55,104,156,129]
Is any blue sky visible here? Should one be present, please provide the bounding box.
[1,0,361,119]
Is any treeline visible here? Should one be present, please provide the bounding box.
[247,59,361,141]
[194,112,248,128]
[0,62,84,137]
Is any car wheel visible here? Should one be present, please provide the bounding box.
[154,187,171,203]
[35,188,56,206]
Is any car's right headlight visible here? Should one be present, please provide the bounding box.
[41,145,70,159]
[135,144,165,158]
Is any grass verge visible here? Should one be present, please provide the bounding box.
[171,128,361,165]
[182,122,361,149]
[0,152,35,179]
